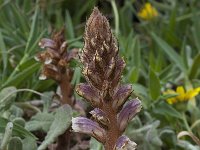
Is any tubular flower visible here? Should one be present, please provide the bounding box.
[137,2,158,20]
[115,135,137,150]
[72,7,141,150]
[164,86,200,104]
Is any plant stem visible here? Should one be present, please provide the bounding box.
[111,0,119,35]
[102,101,120,150]
[56,71,74,150]
[182,112,191,132]
[59,71,73,106]
[15,102,41,113]
[191,119,200,130]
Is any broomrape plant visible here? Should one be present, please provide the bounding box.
[72,8,142,150]
[35,29,78,150]
[35,28,78,106]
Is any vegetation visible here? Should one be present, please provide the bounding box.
[0,0,200,149]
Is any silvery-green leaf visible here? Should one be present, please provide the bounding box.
[0,117,36,139]
[22,137,37,150]
[90,137,103,150]
[8,137,22,150]
[0,87,17,113]
[38,105,72,150]
[25,112,54,132]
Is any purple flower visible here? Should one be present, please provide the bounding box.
[115,135,137,150]
[90,108,109,126]
[76,83,100,107]
[72,117,106,143]
[39,38,57,49]
[112,84,132,110]
[118,99,142,132]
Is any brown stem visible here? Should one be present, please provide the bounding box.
[56,70,74,150]
[59,70,73,106]
[56,130,71,150]
[102,101,120,150]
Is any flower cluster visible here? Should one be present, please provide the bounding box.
[72,8,141,150]
[35,29,78,105]
[164,86,200,104]
[138,2,158,20]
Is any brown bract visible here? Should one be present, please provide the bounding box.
[81,7,125,94]
[36,29,78,83]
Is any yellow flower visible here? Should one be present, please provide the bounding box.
[138,3,158,20]
[164,86,200,104]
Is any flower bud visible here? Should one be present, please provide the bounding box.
[90,108,109,126]
[76,83,100,107]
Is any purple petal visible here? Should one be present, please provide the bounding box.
[60,41,67,54]
[39,38,56,49]
[112,84,132,110]
[72,117,106,143]
[90,108,109,126]
[65,48,78,62]
[115,135,137,150]
[118,99,142,132]
[76,83,100,107]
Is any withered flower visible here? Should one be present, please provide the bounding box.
[35,29,79,149]
[72,8,141,150]
[35,29,78,106]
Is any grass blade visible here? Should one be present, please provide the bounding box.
[151,32,187,74]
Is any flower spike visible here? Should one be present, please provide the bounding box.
[72,7,141,150]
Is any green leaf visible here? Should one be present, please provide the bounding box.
[8,137,23,150]
[41,92,54,113]
[38,105,72,150]
[0,117,37,139]
[25,112,54,132]
[189,53,200,79]
[128,67,139,83]
[178,140,200,150]
[90,137,103,150]
[66,10,75,39]
[0,122,13,150]
[0,86,17,112]
[159,64,173,80]
[0,30,7,75]
[2,63,40,88]
[149,68,161,100]
[24,3,39,54]
[132,83,148,98]
[151,32,187,74]
[133,36,141,69]
[159,93,179,100]
[154,102,182,119]
[22,137,37,150]
[13,118,25,127]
